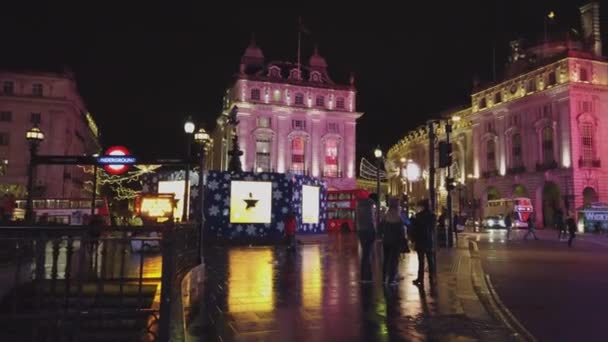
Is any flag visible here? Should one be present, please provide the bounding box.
[298,17,311,35]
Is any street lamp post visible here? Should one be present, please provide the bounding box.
[183,117,195,222]
[25,125,45,224]
[194,127,212,263]
[374,147,383,226]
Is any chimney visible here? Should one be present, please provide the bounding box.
[580,2,602,56]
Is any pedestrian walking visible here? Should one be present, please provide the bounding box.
[504,211,513,240]
[555,208,566,240]
[284,209,297,251]
[356,197,376,283]
[524,214,539,240]
[566,215,577,247]
[380,198,406,286]
[410,199,437,287]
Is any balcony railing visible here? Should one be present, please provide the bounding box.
[536,160,558,172]
[578,158,601,168]
[506,165,526,175]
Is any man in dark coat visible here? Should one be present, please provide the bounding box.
[410,199,437,286]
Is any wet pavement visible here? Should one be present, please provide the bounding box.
[471,229,608,341]
[183,234,511,341]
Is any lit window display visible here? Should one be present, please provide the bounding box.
[324,139,339,177]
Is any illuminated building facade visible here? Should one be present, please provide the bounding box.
[387,107,474,215]
[0,70,100,198]
[388,2,608,227]
[211,39,363,190]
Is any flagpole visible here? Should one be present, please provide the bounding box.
[297,17,302,71]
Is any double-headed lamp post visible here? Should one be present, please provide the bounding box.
[374,147,383,225]
[25,125,45,224]
[183,117,196,222]
[194,127,212,263]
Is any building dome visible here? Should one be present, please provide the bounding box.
[241,37,264,69]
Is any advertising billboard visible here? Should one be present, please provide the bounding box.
[230,181,272,223]
[302,185,320,224]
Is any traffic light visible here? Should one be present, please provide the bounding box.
[438,141,453,168]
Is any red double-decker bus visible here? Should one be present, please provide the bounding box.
[326,189,370,232]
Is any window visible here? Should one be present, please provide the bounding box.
[292,119,306,130]
[295,93,304,105]
[31,113,41,124]
[580,68,589,82]
[486,122,494,133]
[0,111,11,122]
[250,88,260,101]
[542,126,554,164]
[0,132,8,146]
[494,92,502,104]
[486,140,496,171]
[547,72,557,86]
[324,139,339,177]
[0,159,7,176]
[2,81,14,95]
[315,95,325,107]
[580,101,592,113]
[581,123,595,163]
[268,66,281,78]
[336,97,345,109]
[291,137,306,174]
[310,71,321,82]
[511,133,522,167]
[526,79,536,93]
[327,122,339,133]
[257,117,271,128]
[479,97,487,109]
[32,83,43,96]
[255,137,272,172]
[272,89,281,102]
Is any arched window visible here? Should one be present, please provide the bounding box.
[294,93,304,105]
[324,139,339,177]
[291,137,306,174]
[486,139,496,171]
[511,133,522,168]
[580,122,595,165]
[542,126,554,164]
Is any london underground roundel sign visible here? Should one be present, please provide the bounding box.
[102,146,133,175]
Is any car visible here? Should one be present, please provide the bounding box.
[483,215,506,229]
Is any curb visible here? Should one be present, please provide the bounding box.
[467,238,537,342]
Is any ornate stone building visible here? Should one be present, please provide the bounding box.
[0,69,100,198]
[211,39,363,190]
[388,2,608,227]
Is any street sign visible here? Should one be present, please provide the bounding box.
[103,146,132,175]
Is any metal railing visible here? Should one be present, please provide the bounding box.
[0,224,199,342]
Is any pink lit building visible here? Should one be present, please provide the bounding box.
[0,70,100,198]
[211,40,363,190]
[388,2,608,229]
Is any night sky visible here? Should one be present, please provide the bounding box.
[0,1,603,161]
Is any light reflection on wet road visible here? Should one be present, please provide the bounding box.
[188,234,500,341]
